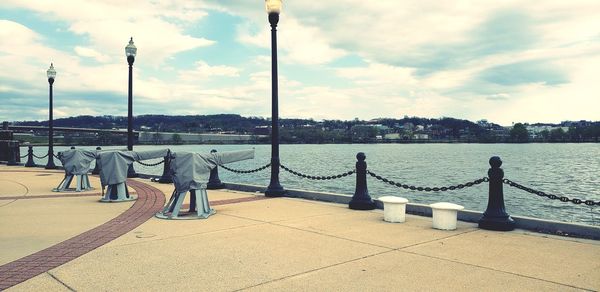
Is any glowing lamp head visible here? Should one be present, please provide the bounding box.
[265,0,282,14]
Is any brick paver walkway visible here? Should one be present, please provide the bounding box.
[0,179,165,290]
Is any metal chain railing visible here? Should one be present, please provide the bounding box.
[503,178,599,206]
[367,170,488,192]
[20,153,28,158]
[32,153,49,159]
[219,163,271,174]
[280,164,355,180]
[135,159,165,167]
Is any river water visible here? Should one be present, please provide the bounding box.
[23,143,600,226]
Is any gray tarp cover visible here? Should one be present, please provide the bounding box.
[171,149,254,193]
[99,149,169,186]
[58,149,97,175]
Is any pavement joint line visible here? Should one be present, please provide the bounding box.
[398,249,596,291]
[218,212,396,250]
[236,249,396,291]
[47,271,76,292]
[395,228,481,251]
[0,179,165,290]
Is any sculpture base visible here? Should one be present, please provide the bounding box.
[53,174,93,192]
[156,187,214,220]
[101,182,136,202]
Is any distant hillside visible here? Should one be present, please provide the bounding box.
[11,114,599,144]
[13,114,488,133]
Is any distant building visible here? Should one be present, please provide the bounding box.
[384,133,401,140]
[253,126,270,135]
[138,131,266,144]
[413,133,429,140]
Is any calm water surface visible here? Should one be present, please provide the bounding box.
[24,143,600,225]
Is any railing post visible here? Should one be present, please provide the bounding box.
[25,146,36,167]
[349,152,375,210]
[7,141,18,166]
[158,149,173,183]
[207,149,225,189]
[92,147,101,175]
[478,156,516,231]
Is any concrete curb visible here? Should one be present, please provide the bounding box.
[223,182,600,240]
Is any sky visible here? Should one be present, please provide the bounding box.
[0,1,599,126]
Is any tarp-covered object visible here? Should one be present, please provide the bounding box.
[99,149,169,186]
[171,149,254,193]
[58,149,97,175]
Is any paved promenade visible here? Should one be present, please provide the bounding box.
[0,165,598,291]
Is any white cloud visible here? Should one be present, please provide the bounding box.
[2,1,600,125]
[178,61,240,81]
[74,46,111,63]
[238,17,346,65]
[2,0,214,66]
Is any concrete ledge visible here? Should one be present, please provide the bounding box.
[223,182,600,240]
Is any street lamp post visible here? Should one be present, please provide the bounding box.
[45,63,57,169]
[265,0,286,197]
[125,37,138,178]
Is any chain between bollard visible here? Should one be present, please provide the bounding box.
[366,170,488,192]
[32,153,49,159]
[20,153,28,158]
[135,159,165,167]
[503,178,599,206]
[219,163,271,174]
[280,164,355,180]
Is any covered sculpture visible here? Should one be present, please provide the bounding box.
[156,149,254,220]
[98,149,169,202]
[54,148,97,192]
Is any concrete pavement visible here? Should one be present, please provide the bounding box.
[0,165,598,291]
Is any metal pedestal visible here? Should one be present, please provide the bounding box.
[156,186,215,220]
[53,174,93,192]
[101,182,136,202]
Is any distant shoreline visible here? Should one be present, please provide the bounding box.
[19,140,599,147]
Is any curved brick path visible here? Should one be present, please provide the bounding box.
[0,179,165,290]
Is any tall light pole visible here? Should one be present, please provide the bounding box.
[45,63,57,169]
[265,0,286,197]
[125,37,138,178]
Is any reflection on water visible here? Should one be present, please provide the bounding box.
[24,143,600,225]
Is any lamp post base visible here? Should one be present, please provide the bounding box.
[45,151,57,169]
[478,215,516,231]
[127,163,138,178]
[265,185,286,197]
[349,199,376,210]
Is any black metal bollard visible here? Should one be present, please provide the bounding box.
[478,156,516,231]
[25,146,36,167]
[157,149,173,183]
[349,152,376,210]
[207,149,225,189]
[92,147,101,175]
[7,141,18,166]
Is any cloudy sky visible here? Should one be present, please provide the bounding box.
[1,1,599,126]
